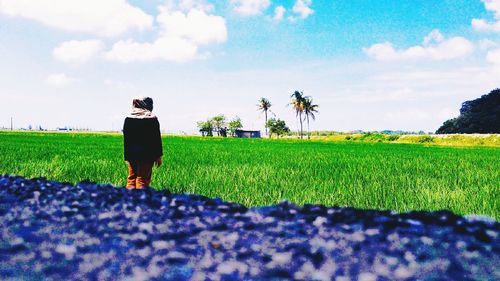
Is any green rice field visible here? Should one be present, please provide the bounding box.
[0,131,498,219]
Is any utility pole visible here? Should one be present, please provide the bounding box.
[10,117,13,131]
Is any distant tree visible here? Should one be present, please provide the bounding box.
[211,114,226,136]
[197,119,214,137]
[257,98,272,136]
[290,91,306,139]
[303,97,319,139]
[436,119,459,134]
[228,116,243,137]
[266,118,290,138]
[220,127,228,137]
[436,89,500,134]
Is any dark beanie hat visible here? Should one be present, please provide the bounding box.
[132,97,153,111]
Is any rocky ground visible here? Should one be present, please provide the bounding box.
[0,175,498,280]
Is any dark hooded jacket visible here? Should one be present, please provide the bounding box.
[123,117,163,162]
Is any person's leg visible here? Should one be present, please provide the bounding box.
[136,161,153,189]
[126,161,137,189]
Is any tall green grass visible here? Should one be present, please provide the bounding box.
[0,131,498,219]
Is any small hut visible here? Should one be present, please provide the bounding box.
[235,129,261,138]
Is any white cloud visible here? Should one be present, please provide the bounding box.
[176,0,214,12]
[104,79,136,91]
[105,37,198,63]
[423,29,444,45]
[483,0,500,18]
[0,0,153,37]
[333,87,420,103]
[46,73,74,87]
[292,0,313,19]
[105,5,227,63]
[472,19,500,32]
[479,39,498,50]
[364,30,474,61]
[157,7,227,45]
[364,65,500,95]
[486,48,500,64]
[273,6,285,21]
[438,108,459,120]
[472,0,500,32]
[53,40,104,63]
[231,0,270,16]
[385,110,430,121]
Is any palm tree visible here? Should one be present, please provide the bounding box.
[290,91,306,139]
[303,97,319,139]
[257,97,272,136]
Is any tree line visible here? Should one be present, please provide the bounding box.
[197,90,319,138]
[197,115,243,137]
[436,89,499,134]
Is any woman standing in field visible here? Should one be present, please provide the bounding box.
[123,97,163,189]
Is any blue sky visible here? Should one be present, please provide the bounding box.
[1,0,500,133]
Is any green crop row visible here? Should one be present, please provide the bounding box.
[307,133,500,147]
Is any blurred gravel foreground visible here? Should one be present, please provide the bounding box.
[0,175,498,281]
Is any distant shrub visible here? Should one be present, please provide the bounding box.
[345,135,354,141]
[417,135,434,143]
[386,135,401,141]
[266,118,290,138]
[358,133,386,142]
[310,131,342,136]
[387,135,400,141]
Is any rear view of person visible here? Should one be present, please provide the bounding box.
[123,97,163,189]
